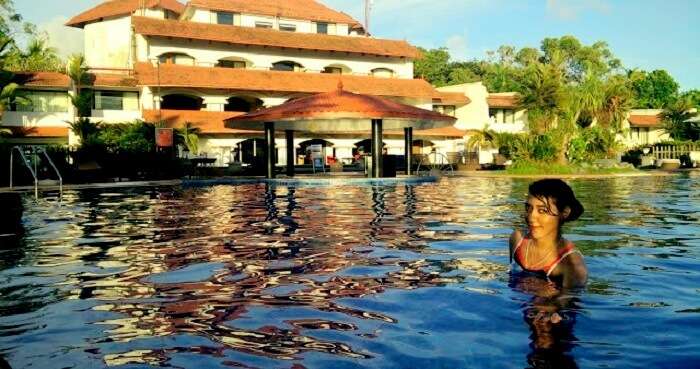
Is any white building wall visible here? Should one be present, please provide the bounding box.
[145,37,413,77]
[84,16,133,69]
[90,110,143,123]
[1,111,72,129]
[187,8,347,35]
[437,82,491,131]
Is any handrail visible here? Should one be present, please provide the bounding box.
[416,152,455,176]
[9,145,63,200]
[10,146,38,199]
[37,146,63,199]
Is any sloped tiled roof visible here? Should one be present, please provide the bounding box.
[12,71,138,89]
[134,62,438,99]
[132,17,419,58]
[628,114,662,127]
[487,93,520,109]
[142,109,259,134]
[12,72,71,89]
[91,73,139,88]
[433,91,470,105]
[67,0,185,28]
[2,126,70,137]
[225,87,456,127]
[389,126,466,138]
[188,0,361,27]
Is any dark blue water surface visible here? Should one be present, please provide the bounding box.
[1,174,699,369]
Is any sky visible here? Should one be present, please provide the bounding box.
[14,0,700,91]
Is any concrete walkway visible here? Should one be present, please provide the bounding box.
[450,168,698,179]
[0,179,182,193]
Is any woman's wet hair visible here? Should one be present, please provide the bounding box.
[528,179,584,222]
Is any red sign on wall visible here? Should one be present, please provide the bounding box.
[156,128,174,147]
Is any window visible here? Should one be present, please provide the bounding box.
[371,68,394,78]
[504,109,515,123]
[433,105,456,117]
[255,21,273,29]
[316,22,328,34]
[159,53,194,66]
[218,60,246,69]
[94,91,139,111]
[217,11,234,25]
[489,108,515,123]
[272,61,303,72]
[633,127,650,144]
[13,90,69,113]
[322,66,343,74]
[279,23,296,32]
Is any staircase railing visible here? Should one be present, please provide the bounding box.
[416,152,455,176]
[9,145,63,200]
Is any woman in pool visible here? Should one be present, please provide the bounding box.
[510,179,587,289]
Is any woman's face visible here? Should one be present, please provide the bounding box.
[524,195,563,240]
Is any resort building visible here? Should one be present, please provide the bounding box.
[0,0,675,168]
[1,0,473,168]
[622,109,668,147]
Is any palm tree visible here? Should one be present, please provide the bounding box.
[66,54,92,118]
[661,98,700,141]
[517,59,566,133]
[0,34,25,118]
[595,76,634,132]
[177,122,201,155]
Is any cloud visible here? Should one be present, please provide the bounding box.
[546,0,611,20]
[36,16,84,58]
[446,35,469,60]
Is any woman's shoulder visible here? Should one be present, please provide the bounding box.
[510,229,525,247]
[558,240,587,285]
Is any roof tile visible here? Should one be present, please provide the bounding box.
[226,87,456,126]
[134,62,438,99]
[487,93,520,109]
[2,126,69,137]
[628,114,662,127]
[142,109,258,134]
[433,91,470,105]
[67,0,185,28]
[132,16,419,58]
[188,0,361,27]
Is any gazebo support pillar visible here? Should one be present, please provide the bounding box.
[371,119,383,178]
[285,130,295,177]
[265,122,275,179]
[404,127,413,175]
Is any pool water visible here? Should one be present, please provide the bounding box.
[1,175,699,368]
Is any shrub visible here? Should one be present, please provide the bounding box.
[530,134,558,161]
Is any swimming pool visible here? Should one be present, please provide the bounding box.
[1,174,699,368]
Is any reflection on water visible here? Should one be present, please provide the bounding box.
[1,175,699,368]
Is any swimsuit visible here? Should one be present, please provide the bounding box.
[511,236,582,277]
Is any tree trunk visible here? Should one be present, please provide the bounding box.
[557,133,570,165]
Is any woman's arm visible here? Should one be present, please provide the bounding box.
[509,229,523,264]
[561,252,587,289]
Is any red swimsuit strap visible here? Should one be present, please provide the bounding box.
[542,242,576,273]
[515,238,575,273]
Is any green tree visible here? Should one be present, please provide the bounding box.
[177,122,201,155]
[540,36,621,82]
[414,47,452,87]
[517,57,566,133]
[661,98,700,141]
[4,37,63,72]
[66,54,92,118]
[680,89,700,108]
[630,69,680,108]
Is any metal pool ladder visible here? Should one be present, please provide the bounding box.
[416,152,455,176]
[9,145,63,200]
